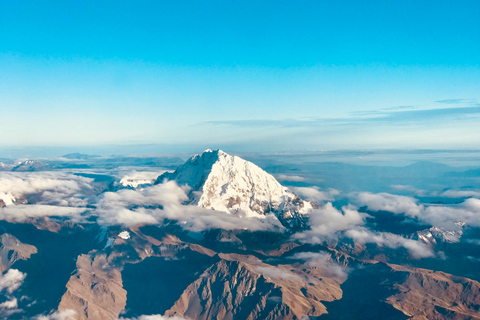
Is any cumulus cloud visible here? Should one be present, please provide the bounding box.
[0,172,94,207]
[35,310,77,320]
[294,203,365,242]
[353,191,480,230]
[289,252,348,281]
[0,298,20,318]
[95,181,283,232]
[352,192,422,217]
[294,202,433,259]
[0,269,26,294]
[276,175,306,182]
[422,198,480,229]
[119,170,167,188]
[291,187,339,203]
[0,298,17,309]
[345,228,434,259]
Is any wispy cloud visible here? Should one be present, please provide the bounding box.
[276,174,306,182]
[289,252,348,281]
[435,98,477,104]
[290,186,339,203]
[203,105,480,128]
[35,310,77,320]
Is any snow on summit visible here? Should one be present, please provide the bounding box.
[155,149,314,228]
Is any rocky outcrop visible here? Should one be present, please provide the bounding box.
[166,255,343,320]
[387,264,480,320]
[0,233,37,273]
[58,254,127,320]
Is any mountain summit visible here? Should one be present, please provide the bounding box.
[155,149,313,228]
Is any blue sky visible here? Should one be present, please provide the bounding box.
[0,0,479,151]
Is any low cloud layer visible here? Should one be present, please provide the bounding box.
[276,174,306,182]
[345,228,434,259]
[440,190,480,198]
[290,252,348,281]
[0,298,17,310]
[0,169,470,261]
[0,172,95,223]
[294,203,365,242]
[0,269,26,294]
[95,181,284,232]
[291,187,339,203]
[35,310,77,320]
[391,185,480,199]
[294,202,434,259]
[0,172,94,207]
[353,191,480,230]
[352,192,422,217]
[0,205,86,223]
[254,266,303,281]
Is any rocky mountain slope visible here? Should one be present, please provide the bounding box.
[155,149,314,228]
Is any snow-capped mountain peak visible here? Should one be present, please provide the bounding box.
[155,149,313,227]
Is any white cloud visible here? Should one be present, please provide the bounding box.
[253,266,303,281]
[345,228,434,259]
[390,185,426,197]
[119,170,166,188]
[352,192,422,217]
[422,198,480,229]
[0,297,21,318]
[95,181,284,232]
[0,269,26,294]
[353,191,480,230]
[0,172,94,206]
[35,310,77,320]
[0,298,17,309]
[0,205,86,223]
[293,202,433,259]
[291,187,339,203]
[294,203,365,242]
[276,175,306,182]
[289,252,348,281]
[440,190,480,198]
[0,172,95,223]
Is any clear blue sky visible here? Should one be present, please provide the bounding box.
[1,0,479,151]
